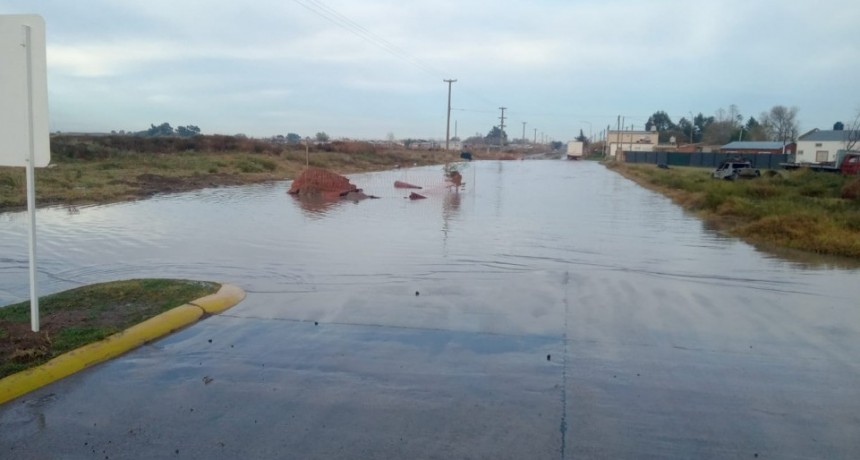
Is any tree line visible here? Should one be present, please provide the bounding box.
[109,123,201,137]
[643,105,812,145]
[108,123,336,145]
[270,132,330,144]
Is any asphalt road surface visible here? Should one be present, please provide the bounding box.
[2,161,858,459]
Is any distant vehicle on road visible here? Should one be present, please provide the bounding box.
[712,158,761,180]
[566,141,584,160]
[780,151,860,175]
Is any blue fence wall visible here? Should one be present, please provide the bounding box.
[623,151,787,169]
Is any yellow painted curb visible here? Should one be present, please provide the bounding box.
[193,283,246,314]
[0,283,246,406]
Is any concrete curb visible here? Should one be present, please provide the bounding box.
[0,283,246,406]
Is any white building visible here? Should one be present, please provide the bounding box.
[606,130,658,159]
[796,129,858,163]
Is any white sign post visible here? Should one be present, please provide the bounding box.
[1,15,50,332]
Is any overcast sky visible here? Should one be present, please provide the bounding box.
[2,0,858,141]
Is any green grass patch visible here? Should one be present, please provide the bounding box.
[0,279,220,379]
[52,327,113,353]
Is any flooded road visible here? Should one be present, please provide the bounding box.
[2,160,859,459]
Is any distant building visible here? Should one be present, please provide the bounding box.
[796,129,858,163]
[720,141,796,155]
[606,130,658,159]
[407,140,440,150]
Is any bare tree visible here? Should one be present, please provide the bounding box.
[759,105,799,143]
[702,119,736,145]
[702,105,743,145]
[727,104,743,127]
[846,107,860,152]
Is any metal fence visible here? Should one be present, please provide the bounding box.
[623,151,788,169]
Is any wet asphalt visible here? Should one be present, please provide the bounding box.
[1,161,859,459]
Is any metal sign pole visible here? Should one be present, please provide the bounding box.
[1,15,49,332]
[24,24,40,332]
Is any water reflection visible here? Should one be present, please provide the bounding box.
[290,194,343,218]
[443,190,461,218]
[441,189,461,248]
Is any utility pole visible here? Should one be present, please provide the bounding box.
[621,116,626,152]
[604,125,610,157]
[443,79,457,150]
[498,107,507,148]
[521,121,527,144]
[688,111,694,144]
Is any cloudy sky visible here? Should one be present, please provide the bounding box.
[2,0,858,141]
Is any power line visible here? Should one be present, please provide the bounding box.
[451,108,499,114]
[293,0,503,112]
[293,0,442,77]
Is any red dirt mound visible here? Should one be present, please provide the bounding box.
[289,167,358,197]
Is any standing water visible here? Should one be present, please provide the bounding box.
[1,160,858,459]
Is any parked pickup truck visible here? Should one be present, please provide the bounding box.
[712,159,761,180]
[780,151,860,175]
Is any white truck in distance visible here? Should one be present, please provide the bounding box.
[566,141,584,160]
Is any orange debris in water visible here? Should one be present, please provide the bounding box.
[394,180,422,189]
[288,167,359,198]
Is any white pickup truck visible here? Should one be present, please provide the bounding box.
[712,159,761,180]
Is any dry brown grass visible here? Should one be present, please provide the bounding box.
[0,135,514,212]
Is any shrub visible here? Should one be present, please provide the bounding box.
[842,178,860,201]
[700,187,731,210]
[798,183,828,198]
[745,183,782,199]
[236,157,277,173]
[0,172,22,189]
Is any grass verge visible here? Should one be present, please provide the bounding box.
[0,279,219,379]
[606,162,860,259]
[0,135,527,212]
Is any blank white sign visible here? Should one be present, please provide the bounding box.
[0,14,50,167]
